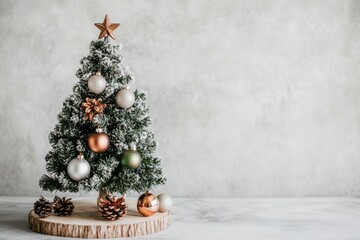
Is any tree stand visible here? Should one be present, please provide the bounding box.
[28,198,171,238]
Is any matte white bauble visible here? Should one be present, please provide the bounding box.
[116,86,135,109]
[157,193,173,212]
[88,72,107,94]
[67,154,91,181]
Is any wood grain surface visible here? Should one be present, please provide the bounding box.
[28,198,171,238]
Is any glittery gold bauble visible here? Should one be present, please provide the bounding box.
[137,191,159,217]
[87,128,110,153]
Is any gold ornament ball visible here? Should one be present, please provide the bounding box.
[137,191,159,217]
[87,129,110,153]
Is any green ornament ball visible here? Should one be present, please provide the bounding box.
[121,150,141,169]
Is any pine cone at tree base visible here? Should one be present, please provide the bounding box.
[34,196,52,218]
[52,196,74,216]
[99,194,127,221]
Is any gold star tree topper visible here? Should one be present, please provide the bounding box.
[95,15,120,40]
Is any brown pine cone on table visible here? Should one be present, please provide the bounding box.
[52,196,74,216]
[99,194,127,221]
[33,196,52,218]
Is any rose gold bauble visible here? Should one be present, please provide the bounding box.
[137,191,159,217]
[87,128,110,153]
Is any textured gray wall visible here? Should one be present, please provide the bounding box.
[1,0,360,197]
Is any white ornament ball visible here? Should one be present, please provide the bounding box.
[67,155,91,181]
[116,88,135,109]
[157,194,173,212]
[88,73,107,94]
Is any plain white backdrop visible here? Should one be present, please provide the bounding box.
[1,0,360,197]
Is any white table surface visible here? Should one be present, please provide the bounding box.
[1,197,360,239]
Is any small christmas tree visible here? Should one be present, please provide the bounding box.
[39,15,166,196]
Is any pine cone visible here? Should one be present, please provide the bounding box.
[52,196,74,216]
[99,194,127,221]
[34,196,52,218]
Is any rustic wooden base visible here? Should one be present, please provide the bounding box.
[28,198,171,238]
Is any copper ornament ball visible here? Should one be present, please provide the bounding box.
[87,129,110,153]
[137,191,159,217]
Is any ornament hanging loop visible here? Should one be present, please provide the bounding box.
[130,144,137,151]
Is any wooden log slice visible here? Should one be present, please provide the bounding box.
[28,198,171,238]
